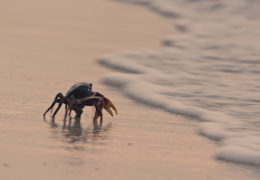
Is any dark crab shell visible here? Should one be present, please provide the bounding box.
[65,82,92,99]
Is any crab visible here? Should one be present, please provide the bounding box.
[43,82,117,122]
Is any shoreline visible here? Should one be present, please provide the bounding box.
[0,0,259,179]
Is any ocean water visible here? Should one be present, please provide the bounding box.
[98,0,260,166]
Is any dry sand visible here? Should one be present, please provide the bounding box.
[0,0,259,179]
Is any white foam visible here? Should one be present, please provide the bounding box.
[102,72,203,118]
[98,48,260,167]
[217,136,260,166]
[98,56,143,74]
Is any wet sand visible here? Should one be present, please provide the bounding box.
[0,0,259,179]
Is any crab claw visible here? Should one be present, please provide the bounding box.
[103,97,118,117]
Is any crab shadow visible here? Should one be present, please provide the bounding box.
[43,116,113,148]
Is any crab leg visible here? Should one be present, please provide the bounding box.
[64,104,69,119]
[43,93,65,117]
[68,108,72,118]
[43,99,60,117]
[93,101,103,122]
[52,100,63,118]
[77,96,104,121]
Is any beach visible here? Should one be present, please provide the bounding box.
[0,0,259,179]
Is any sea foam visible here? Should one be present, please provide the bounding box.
[100,0,260,167]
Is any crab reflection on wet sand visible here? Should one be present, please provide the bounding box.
[46,117,113,148]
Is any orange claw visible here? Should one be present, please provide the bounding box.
[103,97,118,117]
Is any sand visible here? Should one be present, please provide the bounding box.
[0,0,259,179]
